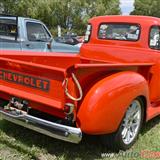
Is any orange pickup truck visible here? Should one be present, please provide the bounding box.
[0,15,160,151]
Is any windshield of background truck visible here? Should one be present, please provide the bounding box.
[0,19,17,40]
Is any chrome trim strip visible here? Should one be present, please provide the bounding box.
[0,108,82,143]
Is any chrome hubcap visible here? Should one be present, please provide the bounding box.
[121,100,141,145]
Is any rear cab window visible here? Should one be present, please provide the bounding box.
[0,19,17,41]
[98,23,140,41]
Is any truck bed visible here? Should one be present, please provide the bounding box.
[0,50,153,118]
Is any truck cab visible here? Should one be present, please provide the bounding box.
[0,15,79,53]
[81,16,160,102]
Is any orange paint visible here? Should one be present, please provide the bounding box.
[0,16,160,135]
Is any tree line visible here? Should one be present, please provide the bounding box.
[131,0,160,17]
[0,0,120,35]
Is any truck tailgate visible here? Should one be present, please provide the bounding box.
[0,57,66,116]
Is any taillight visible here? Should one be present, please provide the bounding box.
[64,103,74,115]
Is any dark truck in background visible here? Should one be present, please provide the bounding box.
[0,15,80,53]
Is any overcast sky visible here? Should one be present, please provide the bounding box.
[120,0,135,15]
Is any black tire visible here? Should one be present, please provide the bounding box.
[100,97,144,151]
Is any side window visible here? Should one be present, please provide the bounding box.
[98,23,140,41]
[84,24,92,43]
[26,22,51,42]
[149,26,160,50]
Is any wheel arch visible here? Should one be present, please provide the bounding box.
[77,71,149,135]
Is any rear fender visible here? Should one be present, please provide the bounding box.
[77,71,149,135]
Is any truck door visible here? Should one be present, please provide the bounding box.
[148,25,160,102]
[22,21,52,52]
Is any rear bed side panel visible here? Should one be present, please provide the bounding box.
[77,71,149,135]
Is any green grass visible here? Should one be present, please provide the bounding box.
[0,116,159,160]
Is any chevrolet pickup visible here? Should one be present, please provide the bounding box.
[0,15,79,53]
[0,15,160,151]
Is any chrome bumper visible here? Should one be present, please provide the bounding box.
[0,107,82,143]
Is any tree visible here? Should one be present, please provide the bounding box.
[49,0,121,34]
[131,0,160,17]
[0,0,121,35]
